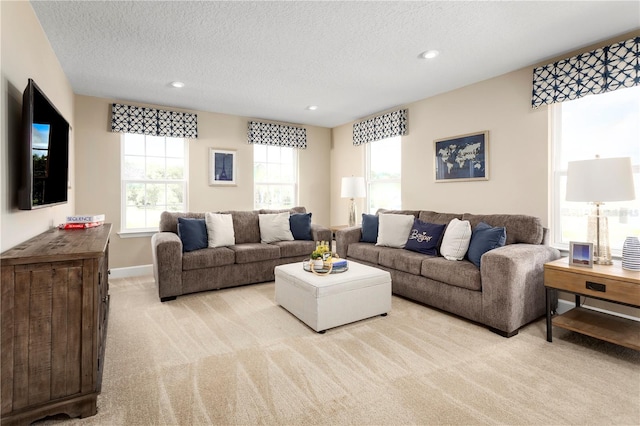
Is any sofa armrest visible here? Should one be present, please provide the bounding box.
[480,244,561,335]
[151,232,183,300]
[335,226,362,258]
[310,224,332,243]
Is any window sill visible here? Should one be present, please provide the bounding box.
[117,230,157,239]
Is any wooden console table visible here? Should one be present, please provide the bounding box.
[1,224,111,425]
[544,258,640,350]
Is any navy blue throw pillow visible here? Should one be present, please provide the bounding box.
[289,213,312,240]
[177,217,208,252]
[361,214,379,243]
[404,219,446,256]
[467,222,507,268]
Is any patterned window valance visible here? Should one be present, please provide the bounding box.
[111,103,198,138]
[353,109,408,145]
[532,36,640,108]
[247,121,307,149]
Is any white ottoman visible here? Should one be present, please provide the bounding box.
[275,260,391,332]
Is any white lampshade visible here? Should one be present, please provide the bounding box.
[566,157,635,203]
[341,177,366,198]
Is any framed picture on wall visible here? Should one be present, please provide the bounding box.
[434,131,489,182]
[569,241,593,268]
[209,148,236,186]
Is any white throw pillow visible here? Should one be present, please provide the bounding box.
[205,212,236,248]
[440,218,472,261]
[259,212,294,243]
[375,214,415,248]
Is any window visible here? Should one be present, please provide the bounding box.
[551,85,640,254]
[365,136,401,213]
[121,134,187,232]
[254,144,297,209]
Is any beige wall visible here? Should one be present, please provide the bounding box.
[1,1,75,252]
[331,67,549,226]
[74,96,331,269]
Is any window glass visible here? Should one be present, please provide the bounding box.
[254,144,297,209]
[122,134,187,232]
[366,136,401,213]
[552,86,640,254]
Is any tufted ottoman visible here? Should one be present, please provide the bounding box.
[275,260,391,332]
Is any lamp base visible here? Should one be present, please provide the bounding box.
[587,207,612,265]
[348,198,356,227]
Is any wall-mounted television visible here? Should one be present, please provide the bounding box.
[18,78,70,210]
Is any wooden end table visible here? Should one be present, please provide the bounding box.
[544,258,640,350]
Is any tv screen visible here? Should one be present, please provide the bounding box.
[19,79,70,210]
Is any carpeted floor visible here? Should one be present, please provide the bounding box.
[41,275,639,425]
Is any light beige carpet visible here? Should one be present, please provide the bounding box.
[42,275,639,425]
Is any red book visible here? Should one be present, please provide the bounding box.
[59,221,104,229]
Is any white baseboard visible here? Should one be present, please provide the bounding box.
[110,264,153,279]
[557,299,640,322]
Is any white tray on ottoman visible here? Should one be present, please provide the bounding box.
[275,260,391,332]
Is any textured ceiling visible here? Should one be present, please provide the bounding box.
[31,1,640,128]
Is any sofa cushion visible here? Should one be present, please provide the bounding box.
[361,213,379,243]
[182,247,235,270]
[259,212,295,243]
[376,209,420,218]
[379,247,427,275]
[440,218,472,261]
[289,213,312,240]
[404,219,446,256]
[221,211,261,244]
[205,213,236,248]
[376,214,414,248]
[418,211,462,226]
[347,243,385,264]
[230,243,280,264]
[260,206,306,215]
[270,240,316,258]
[177,218,208,252]
[462,213,543,245]
[420,257,482,291]
[467,222,507,268]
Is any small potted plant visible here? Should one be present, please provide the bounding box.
[310,244,329,270]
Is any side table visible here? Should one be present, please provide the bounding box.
[544,258,640,350]
[329,225,349,239]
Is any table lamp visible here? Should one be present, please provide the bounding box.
[566,156,636,265]
[341,176,366,227]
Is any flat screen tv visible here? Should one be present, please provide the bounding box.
[19,78,70,210]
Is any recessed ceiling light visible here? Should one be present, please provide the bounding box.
[306,105,318,111]
[170,81,185,88]
[419,50,440,59]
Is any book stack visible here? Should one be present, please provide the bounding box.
[330,257,348,269]
[59,214,105,230]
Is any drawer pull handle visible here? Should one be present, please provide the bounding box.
[586,281,606,292]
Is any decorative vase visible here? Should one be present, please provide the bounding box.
[621,236,640,271]
[312,259,324,270]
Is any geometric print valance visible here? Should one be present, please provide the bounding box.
[247,121,307,149]
[111,103,198,138]
[353,108,408,145]
[532,36,640,108]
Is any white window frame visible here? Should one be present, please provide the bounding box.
[365,136,402,214]
[550,86,640,256]
[120,134,188,236]
[253,144,298,210]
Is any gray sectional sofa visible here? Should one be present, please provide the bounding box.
[335,210,561,337]
[151,207,331,301]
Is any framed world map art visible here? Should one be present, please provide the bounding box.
[434,131,489,182]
